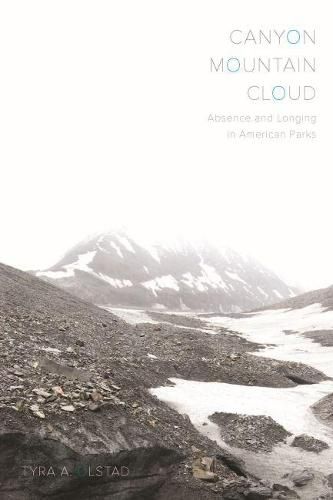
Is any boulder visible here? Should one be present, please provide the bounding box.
[291,434,329,453]
[246,486,272,499]
[272,483,300,498]
[290,469,314,487]
[192,456,219,483]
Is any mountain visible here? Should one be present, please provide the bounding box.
[35,231,295,312]
[256,283,333,312]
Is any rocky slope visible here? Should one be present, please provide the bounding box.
[256,284,333,312]
[34,231,295,312]
[252,284,333,349]
[0,262,323,499]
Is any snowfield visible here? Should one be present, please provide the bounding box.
[150,303,333,492]
[206,303,333,377]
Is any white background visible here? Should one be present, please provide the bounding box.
[0,1,331,290]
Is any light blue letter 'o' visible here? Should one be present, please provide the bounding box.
[272,86,286,100]
[227,58,241,72]
[287,30,301,44]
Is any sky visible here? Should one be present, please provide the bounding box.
[0,0,331,291]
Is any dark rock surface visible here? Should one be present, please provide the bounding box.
[326,473,333,489]
[209,413,291,453]
[312,393,333,425]
[291,434,329,453]
[148,311,210,329]
[0,262,331,499]
[0,262,282,499]
[302,330,333,347]
[289,469,314,487]
[272,483,300,499]
[246,485,272,499]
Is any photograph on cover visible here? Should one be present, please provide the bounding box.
[0,1,332,499]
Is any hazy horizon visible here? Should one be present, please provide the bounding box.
[0,0,331,292]
[0,223,330,293]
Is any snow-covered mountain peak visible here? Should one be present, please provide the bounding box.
[35,231,295,312]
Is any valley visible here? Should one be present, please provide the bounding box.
[2,261,333,498]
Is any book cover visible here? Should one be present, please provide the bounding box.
[0,1,331,499]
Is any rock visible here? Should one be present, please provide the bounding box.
[273,483,300,499]
[201,456,216,472]
[98,382,111,392]
[246,486,272,499]
[192,468,219,482]
[52,386,64,396]
[90,390,103,402]
[283,371,316,385]
[216,452,247,477]
[222,489,247,500]
[15,400,25,412]
[88,402,100,412]
[312,394,333,424]
[32,388,52,398]
[210,413,290,453]
[9,385,24,391]
[290,469,314,487]
[326,473,333,488]
[104,394,123,410]
[46,395,57,403]
[61,405,75,412]
[229,353,240,361]
[291,434,329,453]
[192,456,219,483]
[30,404,45,419]
[111,384,121,391]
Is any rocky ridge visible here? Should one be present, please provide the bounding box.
[34,231,295,312]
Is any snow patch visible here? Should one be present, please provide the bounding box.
[37,251,97,280]
[145,245,161,262]
[273,289,284,299]
[205,303,333,377]
[142,275,180,296]
[117,235,135,253]
[98,274,132,288]
[257,286,269,298]
[181,261,229,293]
[150,377,333,484]
[103,307,157,325]
[225,271,247,285]
[109,241,124,259]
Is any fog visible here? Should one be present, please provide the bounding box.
[0,0,331,291]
